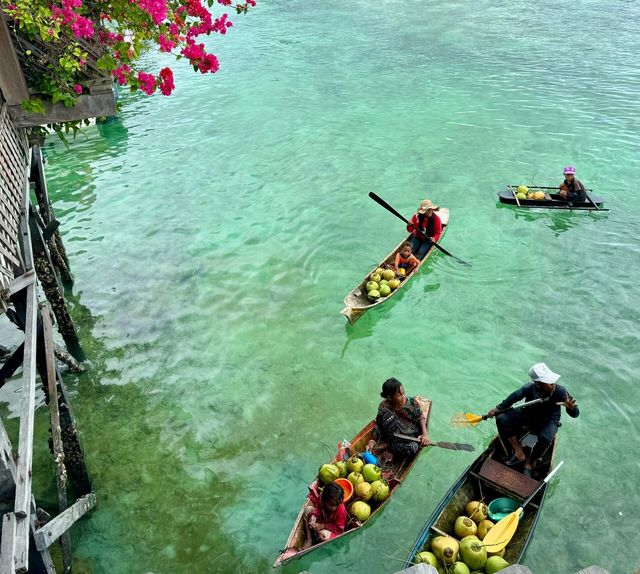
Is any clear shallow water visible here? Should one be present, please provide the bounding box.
[2,0,639,572]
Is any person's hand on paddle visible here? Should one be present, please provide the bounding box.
[486,408,498,418]
[418,433,429,447]
[556,394,577,410]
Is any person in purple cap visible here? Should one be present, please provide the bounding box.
[487,363,579,477]
[558,166,587,203]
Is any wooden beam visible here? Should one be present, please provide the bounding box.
[41,305,73,570]
[12,281,37,574]
[5,270,35,297]
[33,493,96,551]
[0,418,17,477]
[0,513,17,574]
[12,161,37,573]
[0,13,29,106]
[8,92,116,128]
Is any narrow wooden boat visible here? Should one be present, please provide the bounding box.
[340,209,449,324]
[405,435,556,568]
[498,186,605,210]
[274,398,432,567]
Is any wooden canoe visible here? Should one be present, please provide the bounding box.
[340,209,449,324]
[274,398,432,567]
[404,434,557,568]
[498,186,605,210]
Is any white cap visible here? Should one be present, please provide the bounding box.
[529,363,561,385]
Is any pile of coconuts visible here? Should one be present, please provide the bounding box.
[415,500,510,574]
[317,456,389,523]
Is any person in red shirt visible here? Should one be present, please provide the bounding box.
[301,482,348,548]
[393,242,420,277]
[407,199,442,260]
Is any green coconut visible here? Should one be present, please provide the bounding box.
[361,464,381,483]
[375,267,386,277]
[388,278,401,290]
[347,472,364,487]
[516,185,528,195]
[366,281,379,292]
[454,516,478,538]
[477,519,494,540]
[465,501,488,524]
[355,481,373,501]
[318,464,339,485]
[459,538,487,572]
[335,461,347,478]
[415,551,438,567]
[369,479,390,503]
[349,500,371,522]
[367,289,381,302]
[516,192,527,200]
[382,269,396,281]
[485,556,509,574]
[370,272,382,283]
[379,284,391,297]
[451,562,471,574]
[431,536,459,565]
[487,548,505,558]
[346,456,364,474]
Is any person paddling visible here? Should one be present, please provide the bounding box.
[366,378,429,463]
[487,363,579,477]
[407,199,442,260]
[558,166,587,203]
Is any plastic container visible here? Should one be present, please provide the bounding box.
[487,497,519,521]
[361,451,379,465]
[334,478,354,502]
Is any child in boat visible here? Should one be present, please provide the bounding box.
[301,482,348,548]
[558,166,587,203]
[393,242,420,278]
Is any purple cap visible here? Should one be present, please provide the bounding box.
[563,166,576,175]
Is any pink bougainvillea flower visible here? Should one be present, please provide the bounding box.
[158,34,175,52]
[137,71,156,95]
[112,64,131,85]
[73,84,83,94]
[158,67,174,95]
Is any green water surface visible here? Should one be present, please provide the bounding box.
[1,0,639,572]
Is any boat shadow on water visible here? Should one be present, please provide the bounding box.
[497,203,609,236]
[339,271,442,359]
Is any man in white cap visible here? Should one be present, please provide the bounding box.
[487,363,579,477]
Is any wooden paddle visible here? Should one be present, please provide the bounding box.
[482,461,564,552]
[510,187,521,207]
[454,398,543,427]
[585,193,600,211]
[368,192,471,267]
[393,433,475,452]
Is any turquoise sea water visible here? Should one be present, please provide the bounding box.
[1,0,639,572]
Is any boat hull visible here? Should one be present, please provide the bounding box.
[274,398,432,567]
[498,188,604,210]
[341,208,449,324]
[405,435,556,567]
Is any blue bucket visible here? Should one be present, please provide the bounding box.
[488,497,519,521]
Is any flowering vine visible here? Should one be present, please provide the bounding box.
[1,0,256,107]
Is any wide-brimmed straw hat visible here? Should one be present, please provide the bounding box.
[417,199,439,214]
[528,363,561,385]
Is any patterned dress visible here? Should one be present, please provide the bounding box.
[375,396,424,459]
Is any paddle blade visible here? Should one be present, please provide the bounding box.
[482,507,523,552]
[451,413,483,427]
[432,441,475,452]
